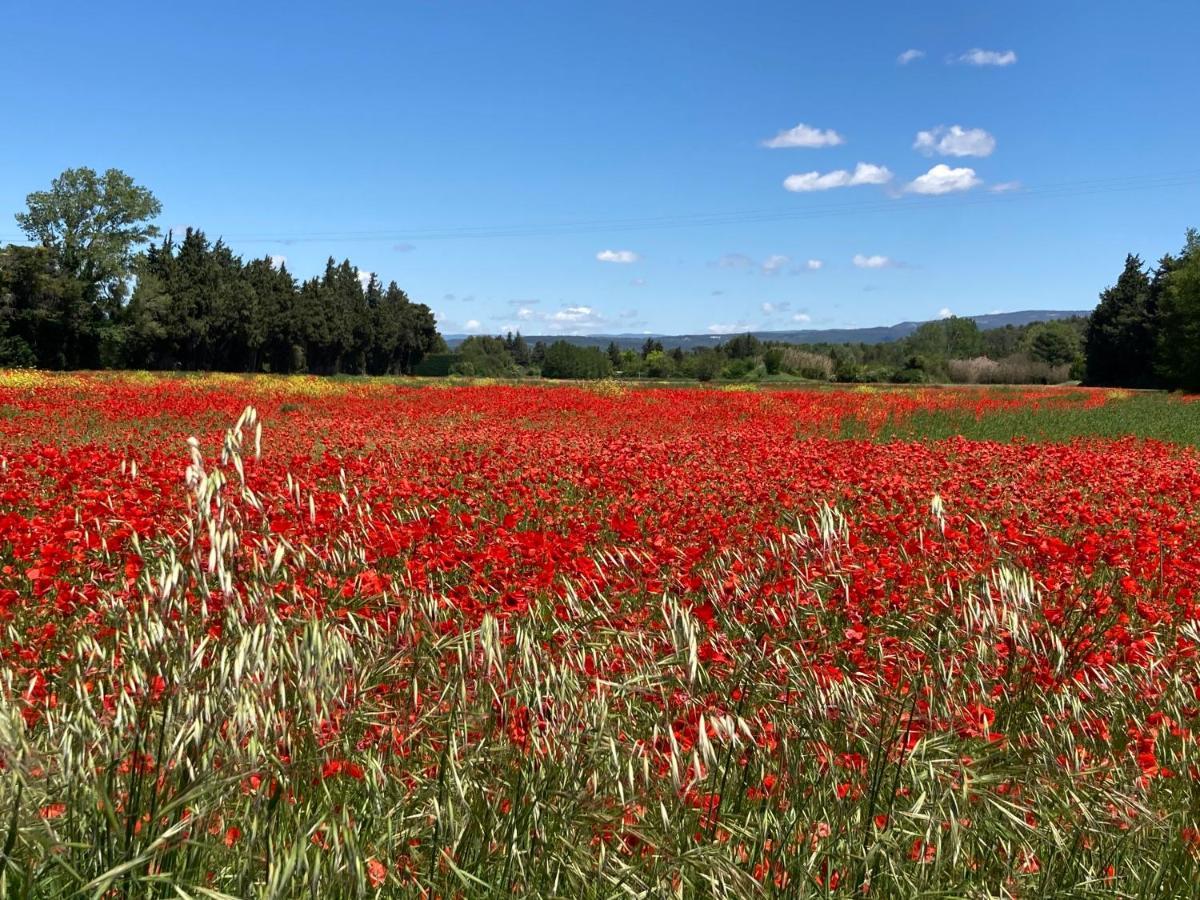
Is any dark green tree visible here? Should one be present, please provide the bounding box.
[1084,254,1156,386]
[1156,230,1200,390]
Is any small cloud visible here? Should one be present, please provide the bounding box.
[938,307,953,319]
[710,289,725,296]
[905,164,982,195]
[792,312,812,324]
[392,242,415,252]
[269,254,287,270]
[914,125,996,157]
[761,254,790,275]
[853,254,893,269]
[989,180,1022,193]
[464,319,482,332]
[761,301,792,314]
[957,48,1017,66]
[762,122,845,149]
[596,249,639,263]
[630,277,646,286]
[784,162,893,192]
[897,48,925,65]
[804,259,823,270]
[356,269,374,291]
[515,307,535,320]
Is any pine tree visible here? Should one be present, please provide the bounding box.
[1156,230,1200,390]
[1084,254,1156,386]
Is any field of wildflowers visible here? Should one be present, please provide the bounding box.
[1,372,1199,897]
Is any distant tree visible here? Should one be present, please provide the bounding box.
[642,349,675,378]
[1026,321,1080,367]
[1084,254,1157,386]
[907,317,983,360]
[763,346,784,375]
[830,345,859,382]
[641,337,663,358]
[691,350,722,382]
[724,333,762,359]
[542,341,613,379]
[606,341,622,369]
[1156,229,1200,390]
[454,335,518,377]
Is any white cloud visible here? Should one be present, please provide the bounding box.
[853,254,892,269]
[269,255,287,270]
[989,180,1022,193]
[938,308,953,319]
[707,322,752,335]
[905,164,982,195]
[464,319,481,332]
[356,269,374,291]
[784,162,892,192]
[792,312,812,323]
[596,249,639,263]
[545,304,609,332]
[762,301,792,314]
[552,305,597,323]
[958,48,1017,66]
[914,125,996,157]
[515,306,535,320]
[897,49,925,65]
[761,254,790,275]
[762,122,845,149]
[805,259,823,270]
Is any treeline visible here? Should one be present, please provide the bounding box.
[439,316,1087,385]
[125,232,439,375]
[1084,230,1200,390]
[0,167,441,373]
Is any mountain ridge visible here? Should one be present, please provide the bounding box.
[444,309,1091,350]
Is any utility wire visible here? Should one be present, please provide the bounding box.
[2,169,1198,245]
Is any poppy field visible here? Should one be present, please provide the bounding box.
[1,372,1199,898]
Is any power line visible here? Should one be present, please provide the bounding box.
[2,169,1198,246]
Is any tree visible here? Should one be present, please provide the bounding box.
[541,341,613,379]
[16,167,161,307]
[1026,321,1080,367]
[606,341,622,369]
[907,317,983,360]
[1084,254,1157,386]
[1156,229,1200,390]
[453,336,517,377]
[763,346,784,375]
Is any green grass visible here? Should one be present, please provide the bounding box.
[837,392,1200,446]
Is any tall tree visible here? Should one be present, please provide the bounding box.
[1084,254,1156,386]
[1156,230,1200,391]
[16,167,161,307]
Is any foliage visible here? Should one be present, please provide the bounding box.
[541,340,614,379]
[1156,230,1200,391]
[15,167,161,306]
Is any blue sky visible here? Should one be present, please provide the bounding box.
[2,1,1198,336]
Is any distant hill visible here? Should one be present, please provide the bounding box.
[445,309,1091,350]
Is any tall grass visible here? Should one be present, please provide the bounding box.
[1,408,1198,897]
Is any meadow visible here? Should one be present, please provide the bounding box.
[1,372,1199,898]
